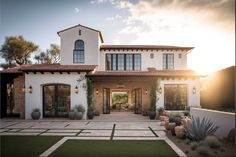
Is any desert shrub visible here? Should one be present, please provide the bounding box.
[169,113,182,126]
[204,136,221,149]
[190,141,198,150]
[183,111,190,117]
[77,105,85,113]
[196,146,209,156]
[185,116,219,141]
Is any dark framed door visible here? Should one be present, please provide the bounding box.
[134,88,142,114]
[103,88,110,114]
[43,84,70,117]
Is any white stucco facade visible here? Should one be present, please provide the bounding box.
[157,78,201,109]
[59,25,101,65]
[25,72,87,119]
[99,49,188,71]
[9,24,201,119]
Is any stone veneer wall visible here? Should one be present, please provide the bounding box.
[13,76,25,118]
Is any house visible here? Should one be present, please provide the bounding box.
[0,24,201,119]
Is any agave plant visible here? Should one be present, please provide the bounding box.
[185,116,219,141]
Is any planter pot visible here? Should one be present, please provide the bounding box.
[87,111,94,119]
[149,111,156,120]
[31,111,41,120]
[175,126,185,139]
[164,120,169,130]
[168,122,176,136]
[75,112,83,120]
[142,111,148,116]
[95,111,100,116]
[68,112,75,120]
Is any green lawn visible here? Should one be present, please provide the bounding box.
[50,140,179,157]
[0,136,62,157]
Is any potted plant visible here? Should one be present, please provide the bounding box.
[87,106,94,119]
[87,79,95,119]
[95,110,100,116]
[68,109,75,120]
[149,82,157,120]
[149,105,156,120]
[31,108,41,120]
[75,105,85,120]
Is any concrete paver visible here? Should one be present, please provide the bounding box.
[78,129,112,137]
[114,130,155,137]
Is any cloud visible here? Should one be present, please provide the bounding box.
[107,0,235,73]
[106,14,122,21]
[90,0,117,5]
[74,7,80,13]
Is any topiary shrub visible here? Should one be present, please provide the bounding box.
[196,145,209,156]
[190,141,198,150]
[204,136,221,149]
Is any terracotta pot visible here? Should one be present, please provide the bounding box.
[168,122,176,135]
[175,125,185,139]
[164,120,169,130]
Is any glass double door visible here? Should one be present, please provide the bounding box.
[132,88,142,114]
[43,84,70,117]
[103,88,110,114]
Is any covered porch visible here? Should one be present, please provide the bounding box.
[88,75,156,115]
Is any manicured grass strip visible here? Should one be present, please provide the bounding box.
[148,126,158,137]
[110,124,116,140]
[1,136,62,157]
[50,140,179,157]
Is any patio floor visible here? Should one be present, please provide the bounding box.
[0,112,186,157]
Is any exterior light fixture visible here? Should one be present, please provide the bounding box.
[145,89,148,95]
[28,85,32,93]
[22,85,26,92]
[74,86,79,94]
[158,87,162,94]
[192,87,196,94]
[96,89,99,95]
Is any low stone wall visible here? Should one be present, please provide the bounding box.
[190,107,235,139]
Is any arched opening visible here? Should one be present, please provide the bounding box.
[43,84,70,117]
[73,40,84,63]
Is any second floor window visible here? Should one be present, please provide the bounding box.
[106,54,141,71]
[163,54,174,69]
[73,40,84,63]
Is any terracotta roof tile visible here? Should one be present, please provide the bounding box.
[88,70,200,77]
[0,64,97,73]
[100,45,193,51]
[57,24,104,43]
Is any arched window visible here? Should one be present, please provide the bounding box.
[73,40,84,63]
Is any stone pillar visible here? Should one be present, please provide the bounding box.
[13,76,25,118]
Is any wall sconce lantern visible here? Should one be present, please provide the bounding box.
[28,85,32,93]
[158,87,162,94]
[96,89,99,95]
[145,89,148,95]
[22,85,26,92]
[74,86,79,94]
[192,87,196,94]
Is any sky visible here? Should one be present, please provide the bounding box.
[0,0,235,75]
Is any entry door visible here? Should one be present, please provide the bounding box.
[134,88,142,114]
[43,84,70,117]
[103,88,110,114]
